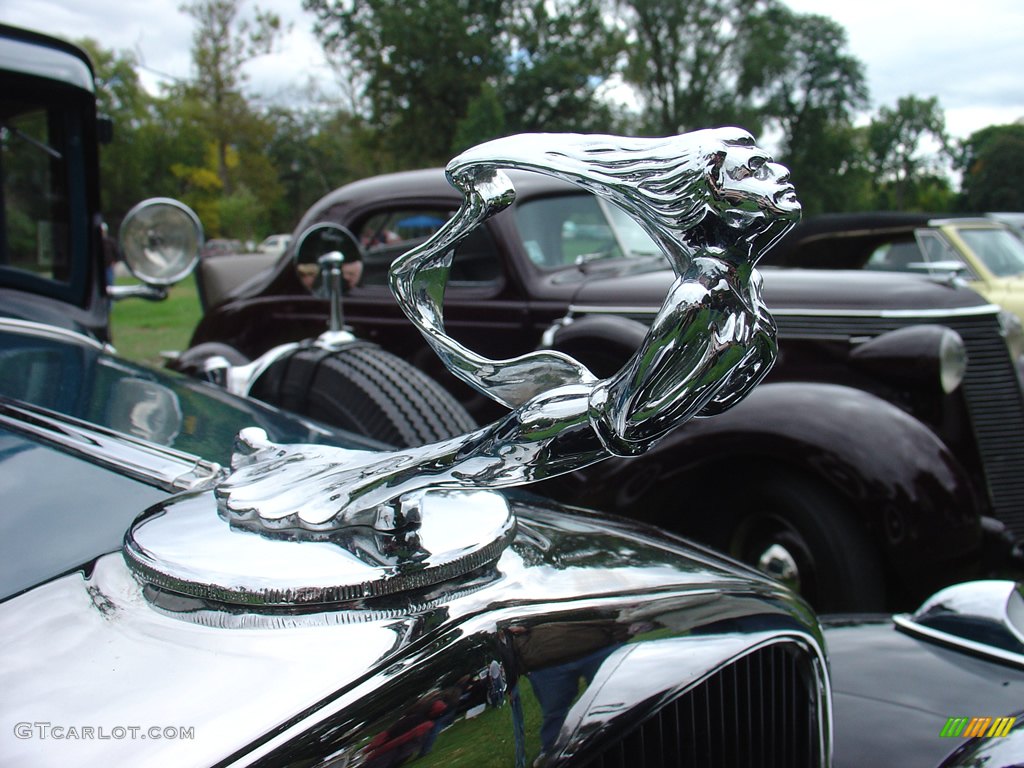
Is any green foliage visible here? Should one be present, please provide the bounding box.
[74,2,1009,240]
[452,84,506,154]
[304,0,625,168]
[496,0,625,134]
[218,185,265,243]
[743,8,869,215]
[75,39,159,223]
[305,0,508,168]
[180,0,285,193]
[619,0,776,134]
[957,124,1024,212]
[865,95,951,210]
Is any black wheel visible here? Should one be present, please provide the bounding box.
[249,341,477,448]
[696,469,886,612]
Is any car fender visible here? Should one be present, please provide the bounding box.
[552,381,984,592]
[545,313,648,377]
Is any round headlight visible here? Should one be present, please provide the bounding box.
[939,327,967,394]
[119,198,202,286]
[850,324,967,394]
[999,310,1024,388]
[999,310,1024,361]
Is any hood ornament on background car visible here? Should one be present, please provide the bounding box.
[124,128,801,607]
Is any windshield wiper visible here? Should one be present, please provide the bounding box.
[0,123,62,160]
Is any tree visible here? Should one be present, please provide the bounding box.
[492,0,625,137]
[739,8,869,214]
[617,0,778,135]
[452,83,506,154]
[75,39,156,222]
[957,124,1024,212]
[305,0,508,168]
[865,95,952,210]
[304,0,626,167]
[263,104,373,231]
[180,0,285,192]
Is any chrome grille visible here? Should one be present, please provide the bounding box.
[581,643,823,768]
[776,312,1024,536]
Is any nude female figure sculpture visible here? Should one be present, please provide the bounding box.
[217,127,801,531]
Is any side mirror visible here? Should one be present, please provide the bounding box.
[294,222,363,336]
[111,198,203,300]
[97,115,114,145]
[294,222,363,294]
[894,580,1024,667]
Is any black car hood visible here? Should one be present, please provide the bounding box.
[567,264,991,313]
[826,616,1024,768]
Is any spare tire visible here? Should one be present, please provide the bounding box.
[249,341,477,448]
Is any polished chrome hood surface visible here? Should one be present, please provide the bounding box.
[0,498,828,767]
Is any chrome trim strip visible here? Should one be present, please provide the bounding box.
[773,304,1002,319]
[0,398,222,492]
[0,317,106,350]
[893,613,1024,670]
[567,303,1002,319]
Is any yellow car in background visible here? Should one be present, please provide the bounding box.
[931,217,1024,322]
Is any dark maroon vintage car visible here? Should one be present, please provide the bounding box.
[181,168,1024,612]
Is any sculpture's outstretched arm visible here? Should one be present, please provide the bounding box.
[389,167,597,410]
[388,130,747,410]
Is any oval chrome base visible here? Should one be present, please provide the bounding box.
[123,488,515,607]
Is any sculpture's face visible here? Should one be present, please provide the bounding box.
[714,143,801,220]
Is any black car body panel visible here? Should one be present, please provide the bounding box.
[825,615,1024,768]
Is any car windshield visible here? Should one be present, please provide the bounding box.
[955,226,1024,277]
[0,84,87,302]
[514,193,661,270]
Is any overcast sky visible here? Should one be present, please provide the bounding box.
[2,0,1022,140]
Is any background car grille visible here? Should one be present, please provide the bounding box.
[580,642,823,768]
[775,312,1024,537]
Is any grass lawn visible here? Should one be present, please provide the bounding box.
[109,273,202,367]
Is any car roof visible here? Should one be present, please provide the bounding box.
[0,23,94,92]
[294,166,589,236]
[764,212,997,268]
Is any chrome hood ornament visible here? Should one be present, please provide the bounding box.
[125,128,800,605]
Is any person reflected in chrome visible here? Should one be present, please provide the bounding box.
[218,128,802,530]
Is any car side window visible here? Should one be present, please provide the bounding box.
[864,234,974,279]
[865,239,925,271]
[355,209,501,287]
[915,229,976,279]
[515,194,622,268]
[1,103,72,285]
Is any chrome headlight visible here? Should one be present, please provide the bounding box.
[999,310,1024,361]
[939,326,968,394]
[998,310,1024,389]
[850,324,967,394]
[119,198,202,286]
